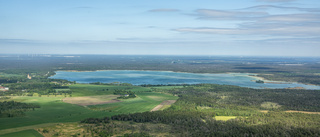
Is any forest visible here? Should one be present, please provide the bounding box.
[78,84,320,136]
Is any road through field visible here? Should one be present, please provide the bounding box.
[150,100,176,111]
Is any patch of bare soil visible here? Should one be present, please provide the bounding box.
[150,100,176,112]
[62,95,121,106]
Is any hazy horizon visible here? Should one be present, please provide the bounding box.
[1,0,320,56]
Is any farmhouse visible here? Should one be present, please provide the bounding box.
[0,86,9,91]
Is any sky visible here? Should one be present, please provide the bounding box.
[0,0,320,56]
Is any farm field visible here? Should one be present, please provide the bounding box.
[1,129,43,137]
[0,84,178,135]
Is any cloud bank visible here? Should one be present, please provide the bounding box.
[175,5,320,37]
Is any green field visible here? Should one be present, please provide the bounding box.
[1,129,43,137]
[89,92,178,113]
[0,84,178,135]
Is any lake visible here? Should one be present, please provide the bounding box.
[50,70,320,89]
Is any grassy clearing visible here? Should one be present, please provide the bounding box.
[37,123,90,137]
[214,116,237,121]
[261,102,281,109]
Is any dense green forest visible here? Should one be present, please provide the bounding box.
[80,84,320,136]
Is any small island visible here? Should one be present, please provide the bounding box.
[256,80,264,83]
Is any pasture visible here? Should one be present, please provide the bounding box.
[1,129,43,137]
[0,84,178,135]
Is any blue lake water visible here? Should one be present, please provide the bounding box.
[50,70,320,89]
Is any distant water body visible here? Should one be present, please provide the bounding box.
[50,70,320,90]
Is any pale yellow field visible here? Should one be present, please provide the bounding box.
[214,116,237,121]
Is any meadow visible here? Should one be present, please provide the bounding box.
[0,84,178,136]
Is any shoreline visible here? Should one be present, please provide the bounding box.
[56,69,256,76]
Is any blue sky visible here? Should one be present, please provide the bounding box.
[0,0,320,56]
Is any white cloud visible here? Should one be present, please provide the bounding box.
[175,5,320,37]
[245,5,320,12]
[195,9,268,20]
[175,23,320,36]
[261,14,320,22]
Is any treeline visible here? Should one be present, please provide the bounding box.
[82,110,320,136]
[0,81,70,96]
[0,101,40,118]
[166,84,320,112]
[0,77,24,84]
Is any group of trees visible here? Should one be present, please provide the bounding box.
[0,101,40,118]
[113,90,136,99]
[165,84,320,112]
[1,82,70,97]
